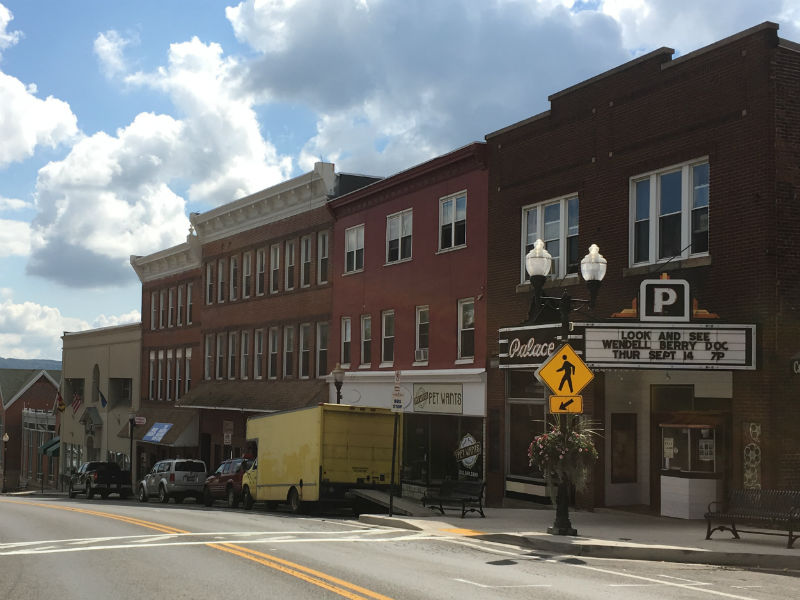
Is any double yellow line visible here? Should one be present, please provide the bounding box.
[4,499,393,600]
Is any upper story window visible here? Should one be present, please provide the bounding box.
[415,306,429,363]
[317,231,329,284]
[381,310,395,365]
[440,192,466,250]
[216,333,226,379]
[345,225,364,273]
[256,248,266,295]
[631,159,709,265]
[159,290,166,328]
[386,209,412,263]
[341,317,351,366]
[206,263,214,305]
[242,252,252,298]
[285,240,296,291]
[270,244,280,294]
[360,315,371,366]
[217,259,226,303]
[228,331,237,379]
[230,256,239,300]
[268,327,279,379]
[300,236,312,288]
[187,283,193,324]
[254,329,264,379]
[299,323,311,379]
[241,330,250,379]
[522,195,579,281]
[168,289,175,327]
[204,334,213,380]
[177,285,184,326]
[283,326,295,378]
[458,298,475,361]
[316,322,329,377]
[150,292,157,330]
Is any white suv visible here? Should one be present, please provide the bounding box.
[138,459,207,504]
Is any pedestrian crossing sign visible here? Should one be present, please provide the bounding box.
[536,343,594,395]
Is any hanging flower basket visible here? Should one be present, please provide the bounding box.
[527,416,600,492]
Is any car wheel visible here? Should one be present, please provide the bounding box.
[288,488,302,514]
[86,482,95,500]
[68,484,76,499]
[227,486,239,509]
[159,485,169,504]
[203,487,213,507]
[138,485,148,503]
[242,486,254,510]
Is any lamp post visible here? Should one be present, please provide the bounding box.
[331,363,345,404]
[525,240,607,536]
[2,432,9,494]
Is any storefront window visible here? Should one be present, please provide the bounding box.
[508,402,546,479]
[402,414,483,484]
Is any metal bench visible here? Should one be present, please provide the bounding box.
[705,489,800,548]
[422,479,485,518]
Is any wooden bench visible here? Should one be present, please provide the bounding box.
[422,479,485,518]
[705,489,800,548]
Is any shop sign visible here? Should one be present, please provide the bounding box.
[454,433,481,470]
[792,357,800,375]
[498,324,567,369]
[142,422,173,443]
[584,323,756,369]
[412,383,463,414]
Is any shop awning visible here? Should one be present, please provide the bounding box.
[38,436,60,456]
[176,379,326,412]
[116,404,199,447]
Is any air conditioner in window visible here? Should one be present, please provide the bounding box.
[415,348,429,362]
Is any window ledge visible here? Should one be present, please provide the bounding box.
[515,274,581,294]
[412,361,429,367]
[384,257,413,267]
[342,269,364,277]
[358,364,371,369]
[379,361,394,369]
[623,255,711,277]
[454,358,474,365]
[436,244,466,255]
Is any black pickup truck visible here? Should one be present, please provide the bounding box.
[68,461,133,499]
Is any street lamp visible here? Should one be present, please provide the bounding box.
[526,240,607,536]
[2,432,9,494]
[331,363,345,404]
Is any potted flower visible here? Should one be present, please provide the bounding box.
[527,415,600,495]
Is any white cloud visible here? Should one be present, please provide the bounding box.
[94,30,134,78]
[0,3,21,56]
[0,195,30,211]
[91,310,141,329]
[0,297,89,360]
[0,218,30,257]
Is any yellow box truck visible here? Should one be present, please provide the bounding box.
[241,403,400,513]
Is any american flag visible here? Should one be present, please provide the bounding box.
[71,392,82,414]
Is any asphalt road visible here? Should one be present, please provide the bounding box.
[0,496,797,600]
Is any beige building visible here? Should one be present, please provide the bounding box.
[60,324,141,480]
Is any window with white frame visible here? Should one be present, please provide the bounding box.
[230,256,239,300]
[158,350,164,399]
[205,334,213,380]
[521,195,579,281]
[255,329,264,379]
[217,259,226,303]
[159,290,166,328]
[185,348,192,392]
[149,351,155,399]
[270,244,280,293]
[168,288,175,327]
[440,192,466,250]
[177,285,184,326]
[187,283,193,324]
[228,332,237,379]
[381,310,395,364]
[206,263,214,304]
[242,252,252,298]
[176,349,182,401]
[458,298,475,360]
[283,326,295,377]
[300,236,312,287]
[415,306,429,362]
[285,240,295,290]
[341,317,351,365]
[316,322,328,377]
[216,333,225,379]
[317,231,329,283]
[256,248,266,295]
[631,159,709,265]
[299,323,311,378]
[360,315,371,366]
[386,209,412,263]
[151,292,157,330]
[166,350,173,400]
[268,327,279,379]
[241,330,250,379]
[345,225,364,273]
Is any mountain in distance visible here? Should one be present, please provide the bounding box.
[0,357,62,370]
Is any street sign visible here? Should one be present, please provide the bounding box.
[536,343,594,395]
[549,395,583,414]
[134,416,146,426]
[392,370,403,412]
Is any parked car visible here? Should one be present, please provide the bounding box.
[68,461,132,499]
[203,457,253,508]
[138,458,207,504]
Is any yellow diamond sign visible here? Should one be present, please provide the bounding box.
[536,343,594,395]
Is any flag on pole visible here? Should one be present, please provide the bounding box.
[99,389,107,408]
[56,392,66,413]
[71,392,82,414]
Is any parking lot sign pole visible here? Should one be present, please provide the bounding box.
[390,370,402,517]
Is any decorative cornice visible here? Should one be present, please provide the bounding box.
[130,235,202,283]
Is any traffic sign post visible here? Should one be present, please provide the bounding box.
[535,343,593,403]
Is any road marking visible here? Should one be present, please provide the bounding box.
[453,578,551,589]
[658,574,711,585]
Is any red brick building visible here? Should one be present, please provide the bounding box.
[486,22,800,514]
[328,143,489,498]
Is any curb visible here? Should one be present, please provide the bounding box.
[358,514,800,570]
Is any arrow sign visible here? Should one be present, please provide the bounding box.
[549,395,583,414]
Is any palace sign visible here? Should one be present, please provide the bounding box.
[584,323,756,369]
[498,324,563,369]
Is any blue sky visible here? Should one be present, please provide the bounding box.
[1,0,797,360]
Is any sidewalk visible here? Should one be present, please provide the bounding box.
[358,497,800,570]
